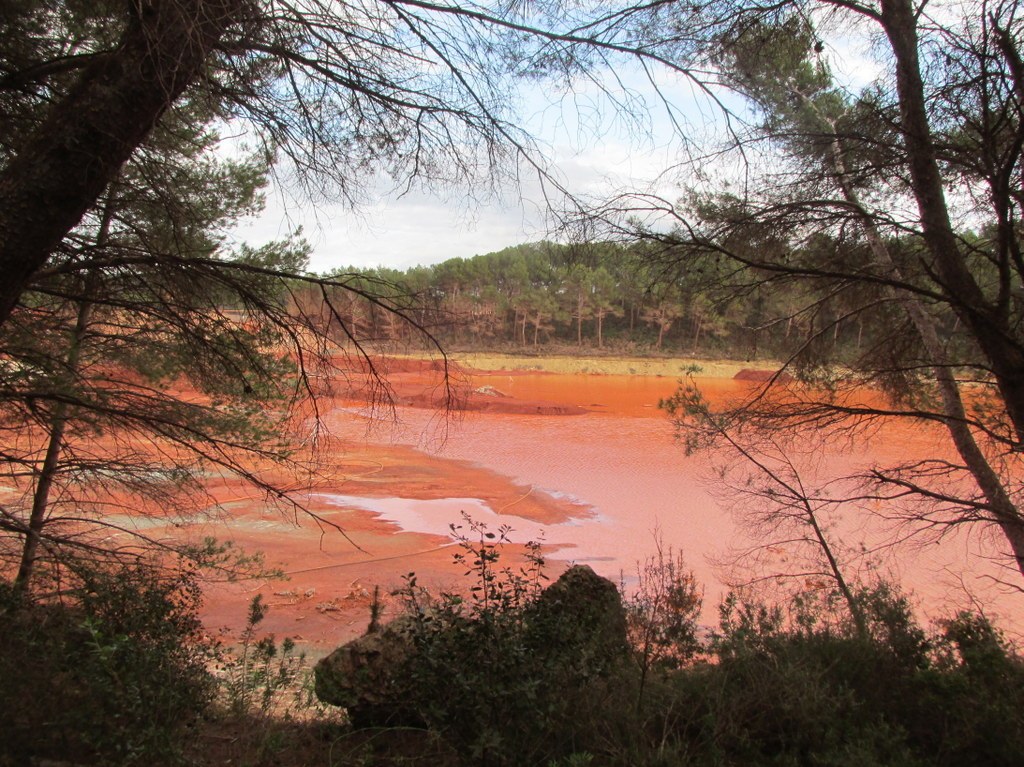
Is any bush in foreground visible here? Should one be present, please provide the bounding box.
[0,564,215,766]
[316,531,1024,767]
[316,516,632,766]
[5,532,1021,767]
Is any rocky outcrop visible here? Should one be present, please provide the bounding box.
[314,614,422,727]
[314,565,627,727]
[527,563,628,665]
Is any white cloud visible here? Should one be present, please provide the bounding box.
[226,59,719,272]
[230,188,544,272]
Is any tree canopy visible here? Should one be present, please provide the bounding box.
[585,0,1024,589]
[0,0,709,591]
[0,0,683,326]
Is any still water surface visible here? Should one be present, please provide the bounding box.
[330,372,1023,630]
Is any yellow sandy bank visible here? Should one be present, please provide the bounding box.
[423,351,779,379]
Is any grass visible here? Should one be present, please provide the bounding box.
[427,351,776,379]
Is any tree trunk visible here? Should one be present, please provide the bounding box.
[800,79,1024,580]
[881,0,1024,447]
[576,295,584,346]
[0,0,245,328]
[15,418,67,592]
[16,286,96,591]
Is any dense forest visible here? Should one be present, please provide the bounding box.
[307,238,900,360]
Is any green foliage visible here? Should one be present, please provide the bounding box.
[335,239,784,356]
[210,595,338,767]
[0,563,216,766]
[651,584,1024,767]
[626,540,702,701]
[391,516,626,766]
[547,754,595,767]
[220,594,309,719]
[903,611,1024,767]
[17,535,994,767]
[691,589,924,765]
[0,94,312,588]
[354,561,1024,767]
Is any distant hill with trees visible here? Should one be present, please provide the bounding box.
[316,239,903,361]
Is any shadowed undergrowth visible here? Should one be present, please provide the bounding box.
[2,529,1023,767]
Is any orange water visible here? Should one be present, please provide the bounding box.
[327,373,1024,634]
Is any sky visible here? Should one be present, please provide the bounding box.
[230,185,545,273]
[226,67,697,275]
[227,16,884,276]
[229,136,681,274]
[221,20,742,276]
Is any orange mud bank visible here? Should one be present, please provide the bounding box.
[188,357,687,646]
[169,438,586,648]
[329,354,591,416]
[109,356,1024,648]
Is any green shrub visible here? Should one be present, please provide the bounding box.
[642,584,1024,767]
[0,563,215,766]
[220,594,309,719]
[626,542,702,700]
[324,531,1024,767]
[895,611,1024,767]
[392,515,629,766]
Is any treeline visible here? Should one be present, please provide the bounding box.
[298,240,883,360]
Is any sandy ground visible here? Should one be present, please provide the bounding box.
[436,351,764,379]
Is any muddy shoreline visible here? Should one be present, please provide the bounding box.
[196,355,640,647]
[100,352,1021,650]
